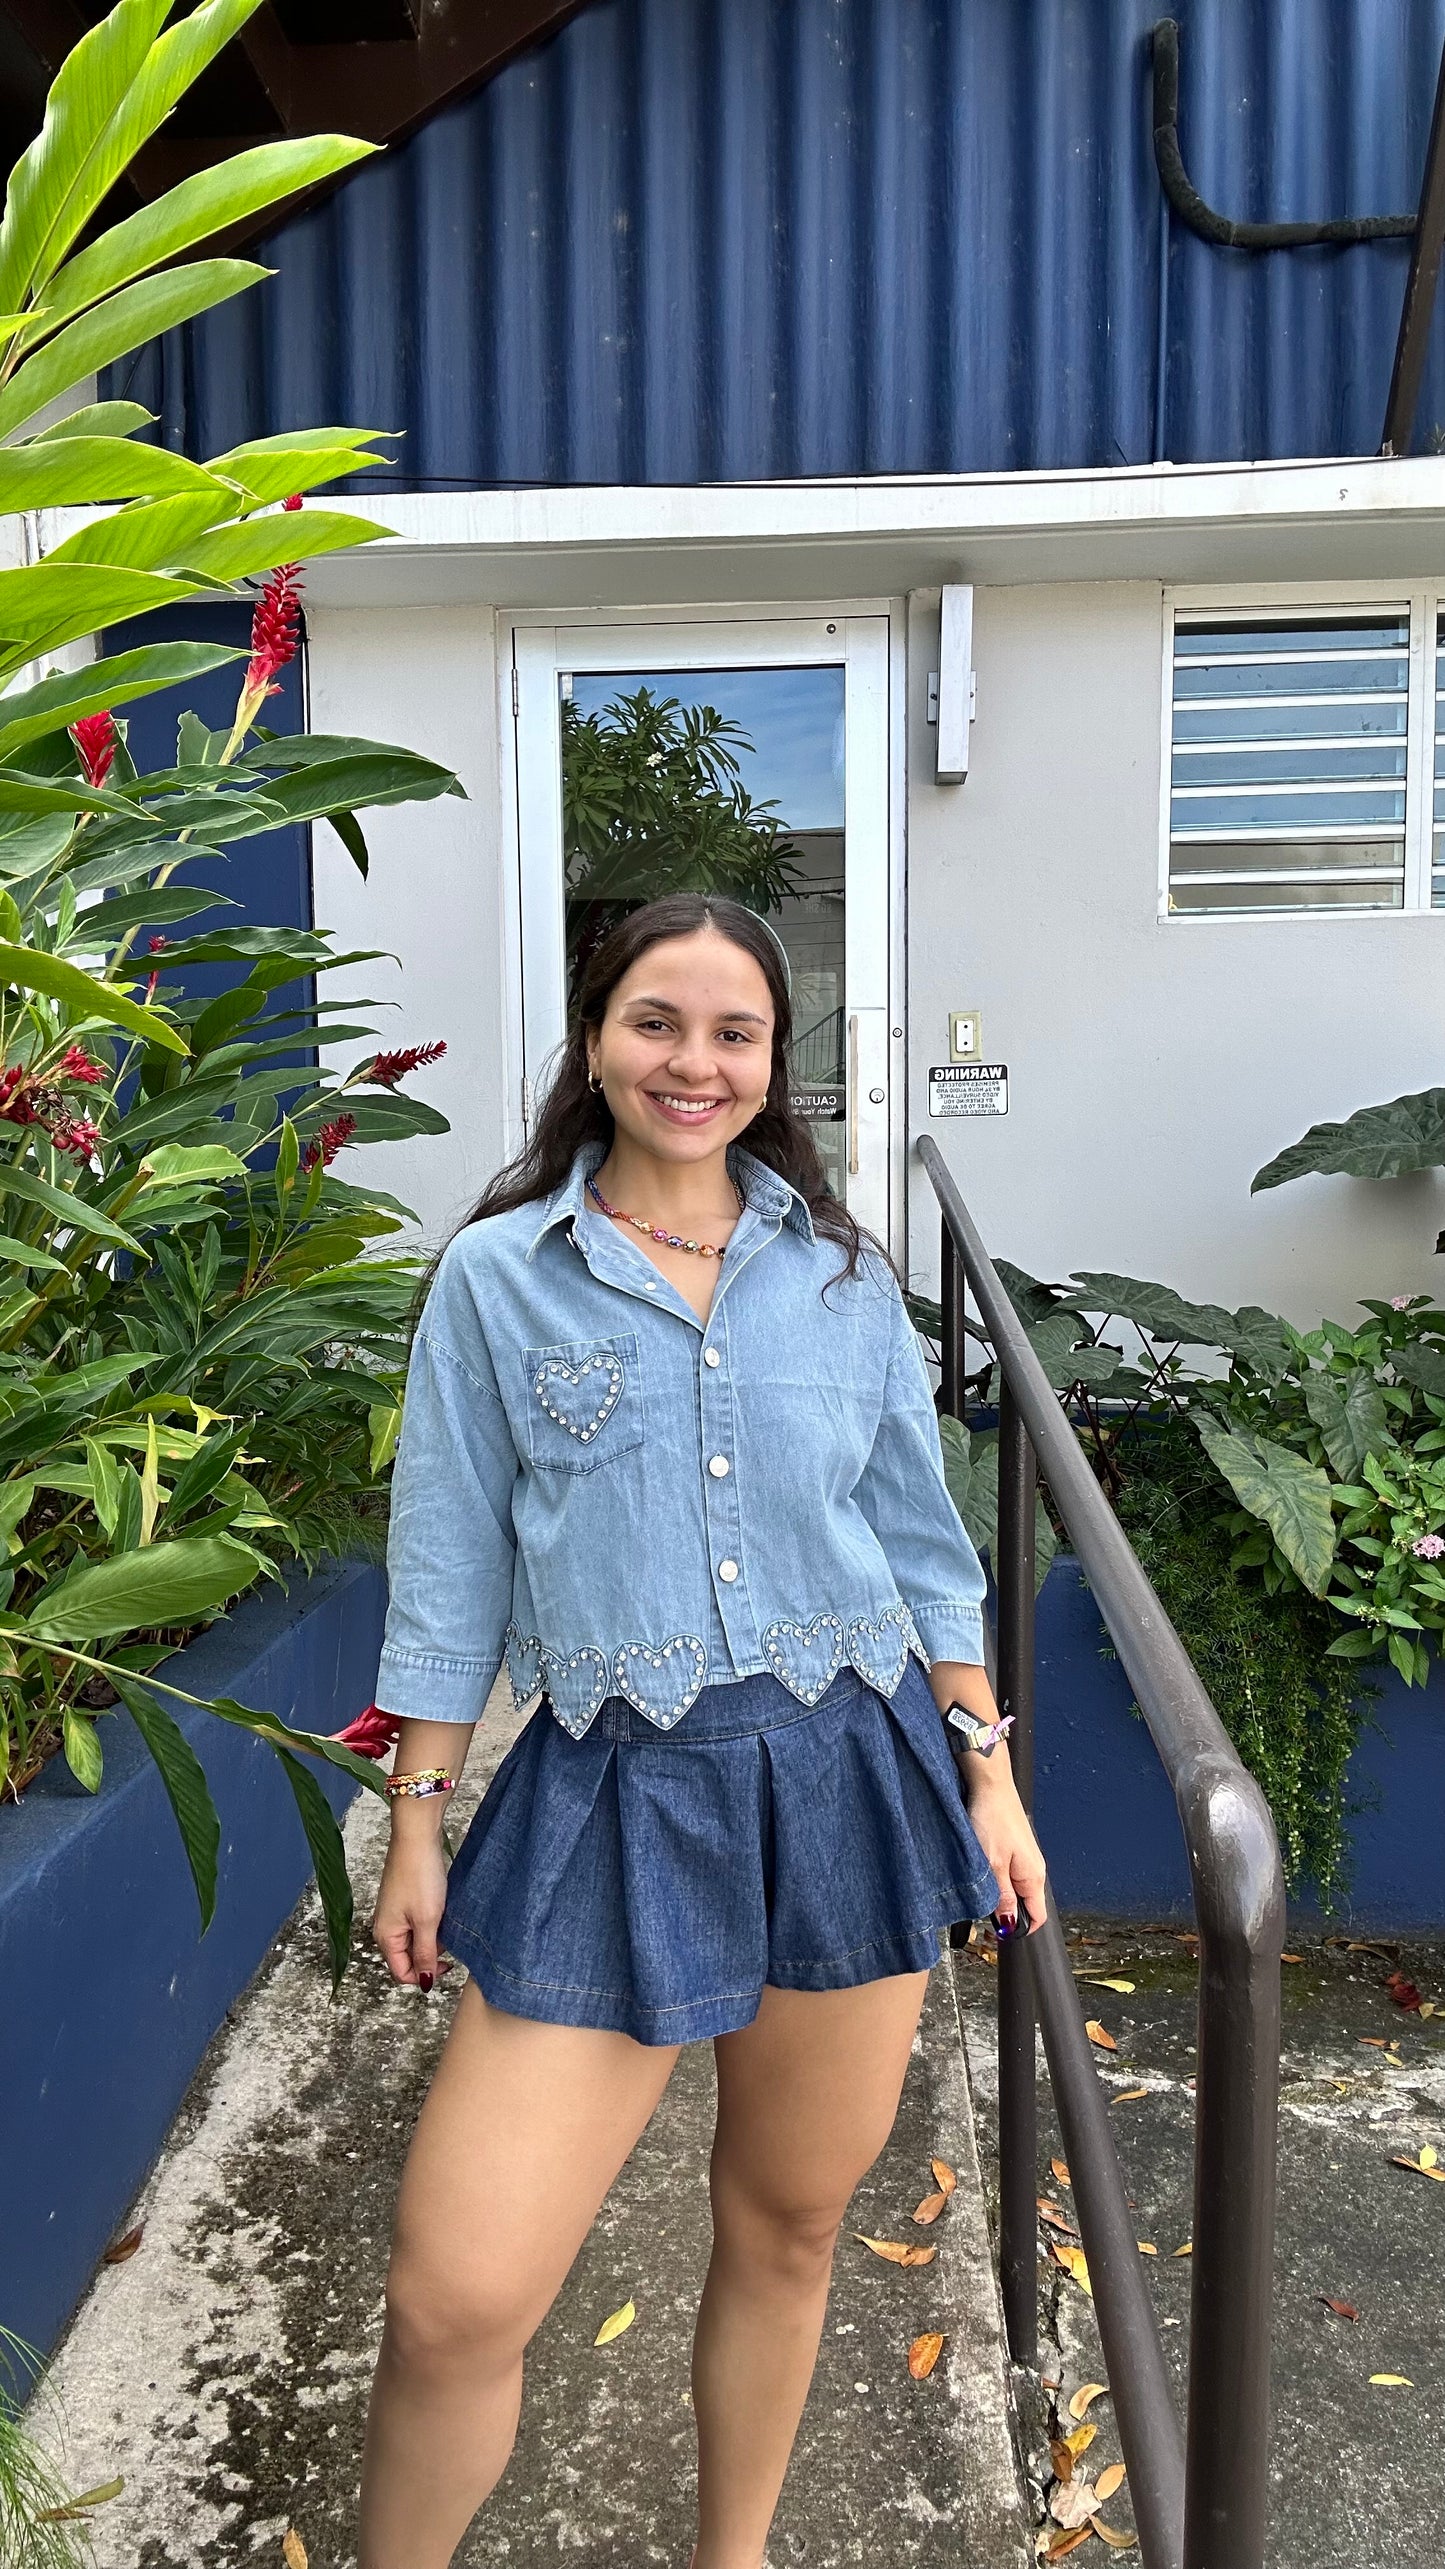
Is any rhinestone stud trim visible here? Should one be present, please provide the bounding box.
[531,1350,624,1443]
[612,1635,708,1727]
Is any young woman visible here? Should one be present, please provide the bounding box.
[357,892,1046,2569]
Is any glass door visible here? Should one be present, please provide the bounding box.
[512,616,893,1235]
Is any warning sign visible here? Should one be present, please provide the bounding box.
[929,1063,1008,1118]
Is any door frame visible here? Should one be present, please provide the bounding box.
[500,597,908,1253]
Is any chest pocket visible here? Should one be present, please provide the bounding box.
[521,1330,644,1476]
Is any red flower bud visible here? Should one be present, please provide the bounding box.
[71,710,116,789]
[300,1110,357,1172]
[367,1039,447,1088]
[246,561,304,695]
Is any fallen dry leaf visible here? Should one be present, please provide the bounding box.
[1172,2241,1193,2257]
[1069,2382,1109,2421]
[1045,2533,1097,2559]
[1094,2463,1127,2502]
[1389,2151,1445,2184]
[1318,2296,1359,2320]
[1080,1977,1135,1995]
[854,2234,937,2265]
[1051,2479,1102,2531]
[1280,1953,1303,1964]
[1420,2003,1437,2020]
[1370,2373,1414,2386]
[594,2297,636,2346]
[1064,2422,1098,2462]
[1051,2156,1072,2188]
[931,2157,958,2196]
[282,2533,308,2569]
[1137,2242,1158,2256]
[912,2190,948,2225]
[1358,2036,1388,2049]
[1039,2203,1080,2238]
[1112,2088,1149,2104]
[1085,2020,1118,2052]
[1094,2523,1138,2550]
[908,2330,945,2378]
[1051,2437,1076,2484]
[102,2225,143,2265]
[1051,2242,1093,2297]
[33,2480,124,2525]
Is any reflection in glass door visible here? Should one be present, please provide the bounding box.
[513,618,892,1232]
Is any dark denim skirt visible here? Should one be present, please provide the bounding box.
[438,1655,1001,2045]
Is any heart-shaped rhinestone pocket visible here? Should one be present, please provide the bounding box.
[762,1613,845,1706]
[846,1606,910,1698]
[532,1350,624,1444]
[613,1636,707,1728]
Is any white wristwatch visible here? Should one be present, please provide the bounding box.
[945,1706,1014,1756]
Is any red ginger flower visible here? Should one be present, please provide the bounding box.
[367,1039,447,1088]
[71,710,116,789]
[301,1110,356,1172]
[145,933,168,1001]
[0,1063,39,1124]
[49,1113,101,1161]
[58,1044,105,1086]
[333,1702,401,1759]
[246,562,303,696]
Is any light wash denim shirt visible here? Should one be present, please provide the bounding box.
[373,1139,987,1741]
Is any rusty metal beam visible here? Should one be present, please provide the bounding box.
[1382,35,1445,454]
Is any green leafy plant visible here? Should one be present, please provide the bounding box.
[1,2322,120,2567]
[0,0,467,1991]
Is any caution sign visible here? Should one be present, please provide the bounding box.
[929,1063,1008,1118]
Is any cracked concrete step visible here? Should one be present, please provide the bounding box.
[39,1691,1031,2568]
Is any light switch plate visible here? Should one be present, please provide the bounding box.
[950,1010,982,1061]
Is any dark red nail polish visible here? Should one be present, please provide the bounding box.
[418,1971,434,1992]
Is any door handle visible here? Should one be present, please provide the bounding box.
[847,1013,860,1177]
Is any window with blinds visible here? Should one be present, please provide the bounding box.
[1168,614,1410,914]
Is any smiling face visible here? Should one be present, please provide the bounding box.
[586,928,776,1169]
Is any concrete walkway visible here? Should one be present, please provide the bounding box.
[38,1687,1032,2569]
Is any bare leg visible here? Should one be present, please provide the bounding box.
[690,1969,932,2569]
[358,1978,680,2569]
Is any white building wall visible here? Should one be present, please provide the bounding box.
[903,583,1445,1330]
[306,605,511,1251]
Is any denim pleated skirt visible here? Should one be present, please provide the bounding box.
[438,1655,1002,2046]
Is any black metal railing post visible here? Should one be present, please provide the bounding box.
[995,1377,1038,2369]
[917,1136,1284,2569]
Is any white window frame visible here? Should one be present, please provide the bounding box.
[499,597,909,1253]
[1158,580,1443,923]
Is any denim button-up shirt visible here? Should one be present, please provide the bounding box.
[374,1139,987,1740]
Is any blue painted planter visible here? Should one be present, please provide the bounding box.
[1030,1554,1444,1931]
[0,1557,387,2362]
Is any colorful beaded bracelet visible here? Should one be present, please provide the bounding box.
[385,1767,457,1801]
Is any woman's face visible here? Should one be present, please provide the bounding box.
[588,929,776,1168]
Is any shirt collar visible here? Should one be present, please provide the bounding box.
[524,1137,817,1258]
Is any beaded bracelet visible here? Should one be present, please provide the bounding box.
[385,1767,457,1802]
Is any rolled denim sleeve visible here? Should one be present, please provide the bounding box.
[855,1277,987,1668]
[373,1288,521,1726]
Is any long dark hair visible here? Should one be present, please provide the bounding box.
[414,893,891,1318]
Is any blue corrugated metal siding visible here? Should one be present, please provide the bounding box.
[112,0,1445,482]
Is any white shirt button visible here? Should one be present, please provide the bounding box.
[703,1347,721,1367]
[708,1454,730,1478]
[718,1558,739,1583]
[643,1279,657,1291]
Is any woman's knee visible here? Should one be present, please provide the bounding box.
[381,2240,535,2375]
[708,2167,852,2280]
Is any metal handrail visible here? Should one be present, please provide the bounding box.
[917,1136,1285,2569]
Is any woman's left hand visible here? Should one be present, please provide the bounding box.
[963,1759,1048,1935]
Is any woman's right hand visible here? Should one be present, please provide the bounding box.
[371,1808,453,1991]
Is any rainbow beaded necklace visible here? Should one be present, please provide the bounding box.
[586,1171,742,1260]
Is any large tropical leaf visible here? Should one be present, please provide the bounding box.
[35,135,376,338]
[0,641,243,760]
[1252,1088,1445,1193]
[274,1742,353,1991]
[112,1669,220,1929]
[211,431,391,508]
[1303,1367,1391,1479]
[937,1412,1054,1592]
[1061,1269,1294,1379]
[31,396,154,440]
[1194,1415,1337,1597]
[0,437,228,513]
[0,258,271,441]
[1393,1341,1445,1400]
[0,563,202,674]
[28,1531,262,1639]
[0,937,189,1051]
[174,509,390,584]
[45,491,237,572]
[203,1691,384,1797]
[0,1160,145,1248]
[0,0,170,316]
[324,1091,450,1143]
